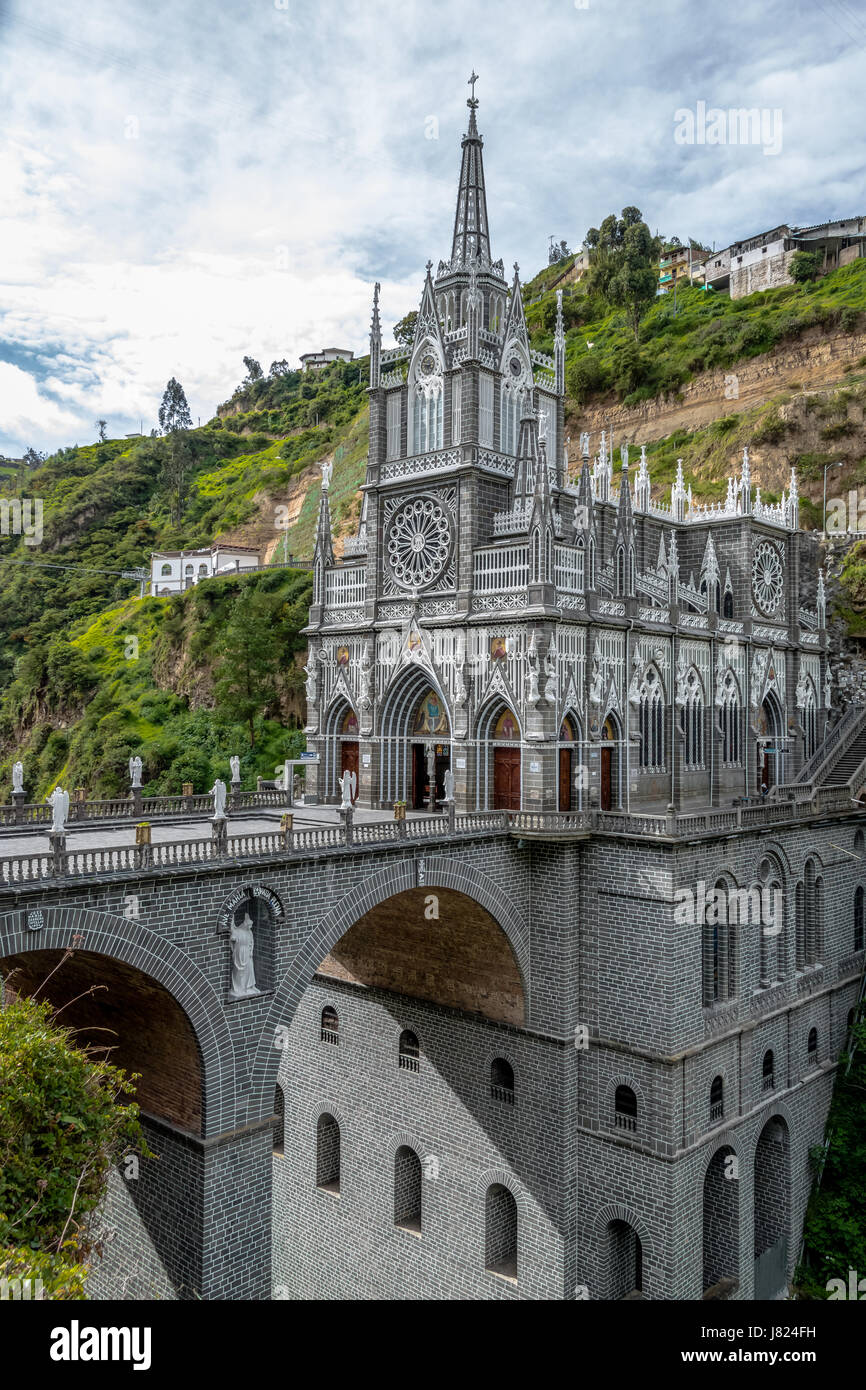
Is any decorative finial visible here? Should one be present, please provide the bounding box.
[425,259,433,274]
[513,261,520,277]
[467,69,479,107]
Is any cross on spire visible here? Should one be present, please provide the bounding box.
[467,69,479,107]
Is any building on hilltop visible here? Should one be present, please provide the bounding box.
[704,218,865,299]
[299,347,355,372]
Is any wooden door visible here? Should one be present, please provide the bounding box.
[600,747,612,811]
[493,747,521,810]
[558,748,572,812]
[340,741,359,801]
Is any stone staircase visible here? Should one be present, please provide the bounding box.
[796,704,866,791]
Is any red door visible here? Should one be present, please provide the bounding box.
[340,741,359,801]
[600,747,612,811]
[559,748,572,812]
[493,748,521,810]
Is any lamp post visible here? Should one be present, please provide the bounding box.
[822,460,843,537]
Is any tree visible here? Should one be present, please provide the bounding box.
[0,989,144,1297]
[243,356,263,383]
[213,587,281,747]
[269,359,291,377]
[22,447,44,468]
[158,378,193,523]
[584,208,659,340]
[791,250,822,283]
[393,311,418,347]
[95,419,107,442]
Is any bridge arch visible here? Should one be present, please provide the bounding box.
[0,906,237,1136]
[248,854,530,1115]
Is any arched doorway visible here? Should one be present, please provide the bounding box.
[378,670,451,808]
[558,715,579,811]
[600,714,620,811]
[756,690,785,792]
[703,1146,739,1294]
[753,1116,790,1298]
[323,699,359,803]
[607,1219,643,1299]
[485,706,521,811]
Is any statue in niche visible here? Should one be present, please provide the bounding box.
[304,649,318,705]
[229,910,260,999]
[48,786,70,833]
[12,761,23,794]
[443,768,456,802]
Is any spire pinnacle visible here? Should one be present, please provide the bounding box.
[451,81,491,266]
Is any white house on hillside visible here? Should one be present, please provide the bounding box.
[150,544,261,596]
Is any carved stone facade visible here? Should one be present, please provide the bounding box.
[303,96,828,819]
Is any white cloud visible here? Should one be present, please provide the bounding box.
[0,362,83,455]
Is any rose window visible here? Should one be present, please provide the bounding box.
[386,497,452,590]
[751,542,783,614]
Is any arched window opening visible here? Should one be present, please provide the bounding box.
[394,1146,422,1233]
[807,1027,818,1064]
[855,885,864,953]
[681,670,704,770]
[614,1084,638,1132]
[639,669,664,771]
[398,1029,420,1073]
[320,1006,339,1045]
[273,1083,285,1156]
[710,1075,724,1124]
[160,562,172,577]
[490,1057,515,1105]
[718,671,741,766]
[723,589,734,619]
[762,1049,775,1092]
[316,1113,340,1193]
[485,1183,517,1281]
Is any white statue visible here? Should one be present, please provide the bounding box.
[128,755,143,789]
[321,459,333,491]
[304,650,318,706]
[229,913,260,999]
[443,768,456,803]
[589,655,604,707]
[11,761,23,794]
[338,770,357,810]
[47,786,70,834]
[210,779,227,820]
[230,756,240,783]
[824,666,833,709]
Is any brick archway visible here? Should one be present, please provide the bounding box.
[0,906,237,1136]
[247,854,530,1116]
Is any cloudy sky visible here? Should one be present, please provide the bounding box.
[1,0,863,456]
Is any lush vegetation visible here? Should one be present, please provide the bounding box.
[0,992,144,1298]
[796,1017,866,1298]
[525,258,866,409]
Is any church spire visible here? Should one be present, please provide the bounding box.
[451,72,492,267]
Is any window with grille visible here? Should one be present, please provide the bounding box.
[386,393,401,459]
[614,1084,638,1132]
[490,1057,515,1104]
[479,373,494,447]
[710,1075,724,1123]
[398,1029,420,1073]
[320,1006,339,1045]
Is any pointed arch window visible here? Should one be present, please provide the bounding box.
[723,589,734,618]
[718,671,741,766]
[478,372,494,447]
[855,885,865,953]
[451,374,462,445]
[802,682,817,761]
[500,381,520,455]
[639,669,665,771]
[710,1075,724,1123]
[680,670,705,770]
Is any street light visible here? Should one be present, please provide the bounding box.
[823,460,843,537]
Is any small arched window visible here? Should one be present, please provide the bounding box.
[398,1029,420,1073]
[320,1006,339,1045]
[762,1049,775,1091]
[198,563,208,575]
[723,589,734,619]
[855,886,865,953]
[614,1084,638,1132]
[316,1112,340,1193]
[490,1057,515,1105]
[394,1146,422,1232]
[273,1083,285,1156]
[160,562,172,577]
[710,1074,724,1123]
[184,563,193,575]
[485,1183,517,1281]
[807,1027,818,1062]
[639,669,664,771]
